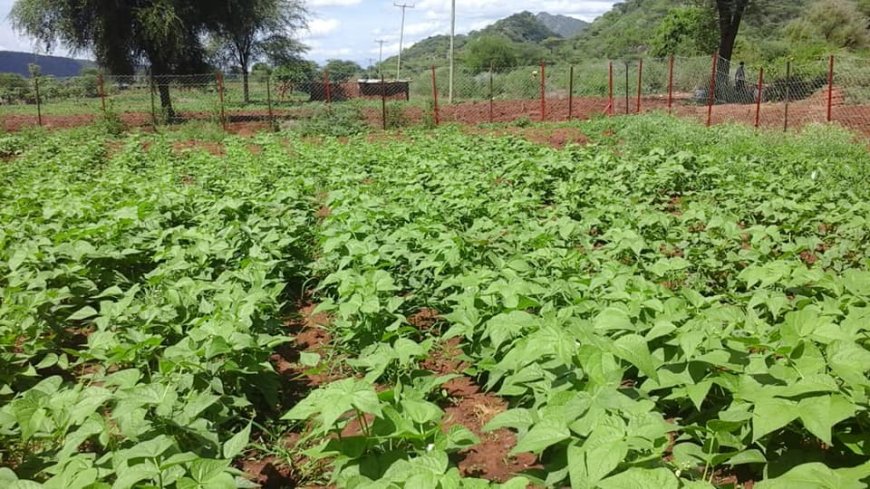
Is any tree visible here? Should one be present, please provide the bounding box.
[786,0,869,50]
[464,35,518,73]
[273,59,317,101]
[716,0,750,63]
[209,0,307,103]
[322,60,362,83]
[11,0,213,118]
[650,6,718,57]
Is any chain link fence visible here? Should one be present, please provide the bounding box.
[1,54,869,137]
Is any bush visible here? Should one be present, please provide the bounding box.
[295,103,368,137]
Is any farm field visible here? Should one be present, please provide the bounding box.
[1,115,870,489]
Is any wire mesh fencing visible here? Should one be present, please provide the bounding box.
[1,54,868,137]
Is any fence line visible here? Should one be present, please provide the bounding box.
[1,54,868,137]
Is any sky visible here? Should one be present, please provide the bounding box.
[0,0,620,66]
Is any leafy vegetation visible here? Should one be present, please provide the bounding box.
[1,116,870,488]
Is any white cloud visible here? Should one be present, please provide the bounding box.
[306,18,341,37]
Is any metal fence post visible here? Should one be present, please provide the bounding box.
[754,66,764,128]
[706,52,719,127]
[381,74,387,130]
[324,70,332,105]
[667,55,675,115]
[98,72,107,116]
[539,61,546,122]
[827,55,835,123]
[608,61,614,116]
[636,58,644,114]
[489,63,494,124]
[624,61,630,115]
[33,74,42,127]
[431,65,440,126]
[216,72,227,130]
[265,74,275,130]
[783,60,791,132]
[568,65,574,121]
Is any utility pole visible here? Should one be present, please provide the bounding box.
[394,2,415,80]
[375,39,386,77]
[448,0,455,103]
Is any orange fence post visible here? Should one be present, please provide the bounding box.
[431,65,440,126]
[667,55,675,115]
[636,58,643,114]
[706,52,718,127]
[324,70,332,105]
[754,66,764,128]
[827,55,834,123]
[540,62,546,122]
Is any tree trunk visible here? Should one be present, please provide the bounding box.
[157,82,175,121]
[243,70,250,104]
[715,0,748,102]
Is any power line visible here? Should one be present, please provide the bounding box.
[394,2,415,80]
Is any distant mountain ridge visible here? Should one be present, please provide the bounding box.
[535,12,589,38]
[0,51,94,77]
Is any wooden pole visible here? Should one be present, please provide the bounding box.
[706,52,718,127]
[568,65,574,121]
[667,55,675,115]
[636,58,643,114]
[754,66,764,128]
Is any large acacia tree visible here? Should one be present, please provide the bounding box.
[209,0,307,103]
[11,0,215,118]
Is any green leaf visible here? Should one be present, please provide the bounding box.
[727,449,767,465]
[568,440,627,489]
[752,397,799,442]
[511,418,569,454]
[754,462,865,489]
[595,307,633,332]
[597,467,680,489]
[68,306,98,321]
[798,395,856,445]
[223,423,251,460]
[190,459,230,484]
[612,334,660,382]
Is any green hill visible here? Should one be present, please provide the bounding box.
[387,1,869,75]
[0,51,95,77]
